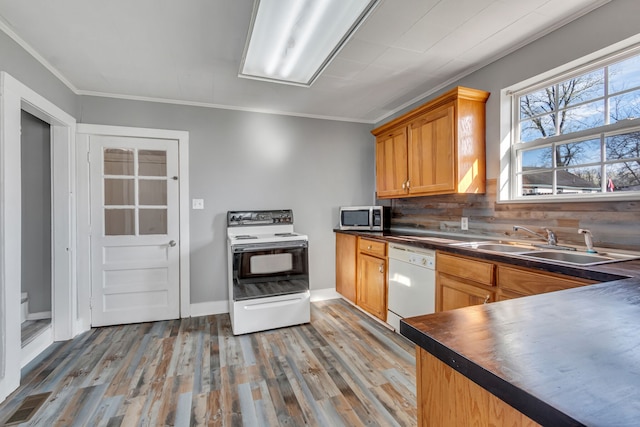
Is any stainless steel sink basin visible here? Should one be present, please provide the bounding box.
[452,240,640,265]
[518,250,640,266]
[451,241,538,253]
[468,243,536,253]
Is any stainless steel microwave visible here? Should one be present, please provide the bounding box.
[339,206,390,231]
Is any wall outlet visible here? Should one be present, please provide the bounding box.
[192,199,204,210]
[461,217,469,230]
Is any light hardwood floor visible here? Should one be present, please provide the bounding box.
[0,299,417,426]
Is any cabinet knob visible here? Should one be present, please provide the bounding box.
[406,180,410,189]
[379,263,384,273]
[484,295,490,304]
[402,182,406,189]
[368,245,372,250]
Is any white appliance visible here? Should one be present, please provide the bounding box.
[387,243,436,331]
[227,209,310,335]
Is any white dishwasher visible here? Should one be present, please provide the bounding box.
[387,244,436,332]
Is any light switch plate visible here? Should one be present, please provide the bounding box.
[192,199,204,210]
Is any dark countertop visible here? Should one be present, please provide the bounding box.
[335,228,640,281]
[401,278,640,426]
[335,229,640,426]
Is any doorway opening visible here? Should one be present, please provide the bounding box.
[20,110,53,349]
[0,72,78,403]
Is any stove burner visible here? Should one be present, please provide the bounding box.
[274,232,297,237]
[235,235,258,240]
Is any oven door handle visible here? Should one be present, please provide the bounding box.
[232,240,308,252]
[243,296,307,310]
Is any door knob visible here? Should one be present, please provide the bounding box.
[169,240,177,247]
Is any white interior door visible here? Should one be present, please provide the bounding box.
[90,135,180,327]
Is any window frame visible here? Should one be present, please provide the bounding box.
[500,36,640,203]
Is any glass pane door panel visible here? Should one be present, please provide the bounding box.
[139,209,167,235]
[139,150,167,176]
[104,148,134,175]
[139,180,167,205]
[105,209,135,235]
[104,179,135,205]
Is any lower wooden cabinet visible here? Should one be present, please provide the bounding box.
[436,251,595,310]
[339,235,596,318]
[356,237,387,321]
[439,274,493,311]
[417,348,540,426]
[436,252,495,312]
[356,252,387,320]
[335,233,388,321]
[335,233,357,303]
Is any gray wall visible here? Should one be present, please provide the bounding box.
[78,97,375,303]
[0,30,77,118]
[377,0,640,180]
[21,110,52,314]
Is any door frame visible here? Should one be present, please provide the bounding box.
[0,72,77,402]
[75,124,190,329]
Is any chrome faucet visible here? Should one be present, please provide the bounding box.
[512,225,577,251]
[513,225,557,245]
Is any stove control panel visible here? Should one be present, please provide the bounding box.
[227,209,294,226]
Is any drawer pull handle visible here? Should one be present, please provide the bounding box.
[379,263,384,273]
[368,245,372,250]
[484,295,490,304]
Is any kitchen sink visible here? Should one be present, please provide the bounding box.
[452,241,640,265]
[451,241,538,253]
[518,250,640,266]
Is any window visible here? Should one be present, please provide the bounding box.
[504,43,640,201]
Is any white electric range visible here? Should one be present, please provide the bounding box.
[226,209,310,335]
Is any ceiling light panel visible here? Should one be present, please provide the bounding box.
[239,0,380,86]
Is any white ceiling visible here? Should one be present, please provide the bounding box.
[0,0,609,123]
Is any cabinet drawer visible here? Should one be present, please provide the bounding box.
[437,252,494,286]
[497,266,593,296]
[358,238,387,258]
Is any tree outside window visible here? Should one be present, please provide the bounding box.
[514,53,640,197]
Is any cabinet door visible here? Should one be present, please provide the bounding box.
[357,253,387,321]
[408,105,456,195]
[438,273,493,312]
[335,233,357,303]
[375,127,409,198]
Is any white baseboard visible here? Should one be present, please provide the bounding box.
[26,311,52,321]
[190,300,229,317]
[189,288,341,318]
[310,288,341,302]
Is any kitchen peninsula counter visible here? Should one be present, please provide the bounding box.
[401,277,640,426]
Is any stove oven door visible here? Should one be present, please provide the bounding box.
[231,240,309,301]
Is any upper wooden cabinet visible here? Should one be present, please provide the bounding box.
[372,86,490,198]
[375,127,408,198]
